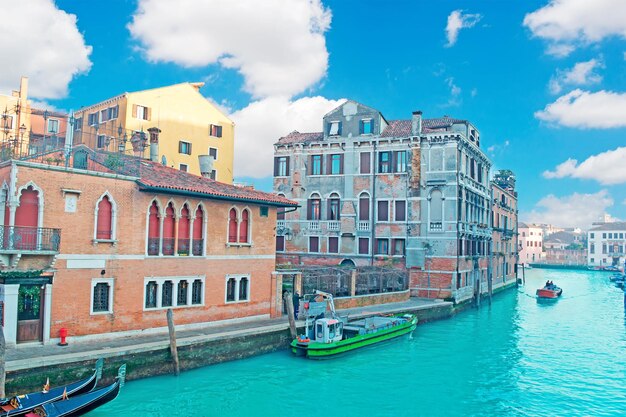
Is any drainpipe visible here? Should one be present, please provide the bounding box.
[370,140,376,266]
[456,142,461,298]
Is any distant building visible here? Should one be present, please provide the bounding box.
[543,231,586,265]
[587,222,626,267]
[73,82,234,183]
[273,100,492,303]
[0,77,31,157]
[518,222,544,264]
[490,170,518,285]
[29,108,69,154]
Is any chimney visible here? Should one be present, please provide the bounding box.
[19,77,29,100]
[411,110,422,136]
[147,127,161,162]
[198,155,215,178]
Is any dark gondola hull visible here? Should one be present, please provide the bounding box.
[33,379,122,417]
[0,359,103,417]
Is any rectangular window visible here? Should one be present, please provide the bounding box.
[210,170,217,180]
[360,152,371,174]
[226,277,237,302]
[209,147,218,160]
[274,156,289,176]
[91,279,113,314]
[394,201,406,222]
[162,281,173,307]
[109,105,119,120]
[88,112,98,126]
[328,237,339,254]
[620,233,624,239]
[1,115,13,130]
[330,154,343,175]
[179,164,188,172]
[311,155,322,175]
[603,233,606,238]
[590,258,594,263]
[97,135,107,148]
[377,200,389,222]
[73,117,82,131]
[358,237,369,255]
[328,121,341,136]
[209,124,223,137]
[360,119,373,135]
[392,239,405,256]
[145,281,157,308]
[260,206,269,217]
[177,281,188,306]
[100,109,109,123]
[395,151,407,173]
[47,119,59,134]
[376,239,389,255]
[192,279,203,305]
[136,105,149,120]
[238,277,249,301]
[179,141,192,155]
[309,236,319,253]
[609,233,612,239]
[379,152,391,173]
[276,235,285,252]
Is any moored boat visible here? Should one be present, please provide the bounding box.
[290,291,417,359]
[28,365,126,417]
[0,359,103,417]
[536,283,562,299]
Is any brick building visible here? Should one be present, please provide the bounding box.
[273,100,492,303]
[0,146,295,346]
[490,170,518,285]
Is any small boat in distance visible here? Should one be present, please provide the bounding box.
[291,291,417,359]
[30,364,126,417]
[0,359,103,417]
[536,282,562,300]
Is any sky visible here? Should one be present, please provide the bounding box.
[2,0,626,229]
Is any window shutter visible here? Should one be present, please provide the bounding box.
[178,141,182,153]
[132,104,137,118]
[308,156,312,175]
[337,121,342,136]
[307,199,312,220]
[326,154,332,175]
[340,154,344,174]
[391,151,398,173]
[359,120,364,135]
[273,157,279,177]
[189,142,192,155]
[285,156,290,176]
[146,107,152,121]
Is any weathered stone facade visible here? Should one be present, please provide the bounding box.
[273,100,493,302]
[490,170,518,286]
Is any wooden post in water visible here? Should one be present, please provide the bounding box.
[522,264,526,285]
[0,325,5,398]
[166,309,180,376]
[285,291,297,339]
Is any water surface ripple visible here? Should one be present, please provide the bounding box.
[93,269,626,416]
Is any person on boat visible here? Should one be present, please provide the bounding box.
[292,291,301,318]
[546,280,551,288]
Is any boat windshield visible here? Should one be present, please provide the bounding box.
[328,323,336,339]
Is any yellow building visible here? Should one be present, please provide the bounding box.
[73,82,234,183]
[0,77,32,158]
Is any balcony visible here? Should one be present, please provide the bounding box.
[177,239,189,256]
[326,221,340,231]
[276,220,286,230]
[0,226,61,253]
[429,222,443,232]
[308,221,321,231]
[192,239,203,256]
[162,238,175,256]
[357,221,370,232]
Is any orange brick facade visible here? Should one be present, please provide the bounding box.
[0,160,288,344]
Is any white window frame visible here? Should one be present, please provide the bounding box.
[377,199,390,222]
[93,191,118,243]
[179,163,188,172]
[136,105,148,120]
[224,274,251,303]
[361,118,373,135]
[47,119,59,134]
[327,236,340,254]
[329,120,340,136]
[309,236,320,253]
[179,140,192,155]
[90,278,114,315]
[393,200,407,222]
[143,276,205,311]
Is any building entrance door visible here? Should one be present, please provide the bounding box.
[17,284,43,343]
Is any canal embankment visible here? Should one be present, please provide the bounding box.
[5,282,517,394]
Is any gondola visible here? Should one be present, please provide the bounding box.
[29,365,126,417]
[0,359,103,417]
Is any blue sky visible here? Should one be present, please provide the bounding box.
[3,0,626,228]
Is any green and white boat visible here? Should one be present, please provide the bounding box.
[290,291,417,359]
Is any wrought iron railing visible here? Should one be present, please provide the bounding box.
[162,238,175,256]
[0,225,61,252]
[355,268,408,295]
[177,239,190,256]
[192,239,203,256]
[147,238,160,256]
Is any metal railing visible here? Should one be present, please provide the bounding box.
[177,239,190,256]
[192,239,203,256]
[147,238,159,256]
[162,238,175,256]
[326,221,340,231]
[357,221,369,232]
[429,222,443,232]
[355,268,408,295]
[0,226,61,252]
[308,221,321,231]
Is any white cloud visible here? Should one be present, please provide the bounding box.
[535,89,626,128]
[545,43,575,58]
[524,0,626,55]
[441,77,462,107]
[230,96,345,178]
[129,0,331,98]
[549,58,604,94]
[0,0,92,99]
[543,147,626,184]
[445,10,482,47]
[522,190,613,228]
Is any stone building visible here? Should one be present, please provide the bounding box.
[490,170,518,286]
[587,222,626,267]
[0,146,295,346]
[273,100,492,302]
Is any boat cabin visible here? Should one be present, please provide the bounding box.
[314,318,343,343]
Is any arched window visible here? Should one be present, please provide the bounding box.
[358,193,370,221]
[430,190,443,222]
[239,209,249,243]
[228,208,238,243]
[328,193,340,220]
[178,204,190,255]
[147,201,160,256]
[162,202,175,255]
[162,280,173,307]
[145,281,157,308]
[95,195,113,240]
[193,205,204,255]
[308,193,321,220]
[239,277,249,301]
[15,185,40,250]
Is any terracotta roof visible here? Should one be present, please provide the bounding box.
[589,222,626,231]
[380,117,468,137]
[276,131,324,145]
[136,160,297,206]
[544,231,577,244]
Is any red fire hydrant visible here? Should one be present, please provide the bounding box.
[58,328,68,346]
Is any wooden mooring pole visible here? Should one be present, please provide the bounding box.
[166,309,180,376]
[0,325,5,397]
[285,291,297,339]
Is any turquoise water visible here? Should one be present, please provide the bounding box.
[92,269,626,416]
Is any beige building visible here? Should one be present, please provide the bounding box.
[73,82,234,183]
[0,77,32,158]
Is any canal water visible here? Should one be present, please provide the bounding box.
[94,269,626,416]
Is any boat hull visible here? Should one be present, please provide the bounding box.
[536,288,562,299]
[291,315,417,359]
